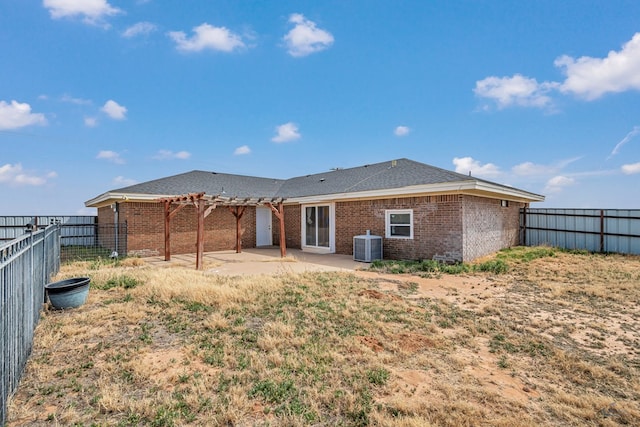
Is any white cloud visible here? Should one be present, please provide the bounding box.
[556,33,640,100]
[101,100,127,120]
[512,161,554,176]
[544,175,575,193]
[168,23,245,52]
[453,157,501,178]
[568,169,617,178]
[122,21,157,38]
[474,33,640,110]
[153,150,191,160]
[474,74,558,109]
[43,0,122,25]
[97,150,124,164]
[0,163,52,186]
[622,162,640,175]
[284,13,334,57]
[609,126,640,158]
[61,94,92,105]
[271,122,301,143]
[512,157,581,176]
[112,176,137,186]
[0,100,47,130]
[234,145,251,155]
[84,117,98,127]
[394,126,410,137]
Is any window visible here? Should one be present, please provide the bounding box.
[385,209,413,239]
[501,200,509,207]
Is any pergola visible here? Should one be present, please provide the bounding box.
[158,192,287,270]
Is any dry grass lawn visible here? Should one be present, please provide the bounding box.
[7,247,640,426]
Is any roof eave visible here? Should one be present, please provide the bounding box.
[87,179,544,208]
[86,191,288,208]
[285,180,545,204]
[473,180,545,202]
[85,192,177,208]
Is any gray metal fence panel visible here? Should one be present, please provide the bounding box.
[521,208,640,255]
[0,216,96,246]
[604,209,640,254]
[0,225,61,425]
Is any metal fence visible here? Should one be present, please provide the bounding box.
[0,225,61,425]
[520,208,640,255]
[0,217,127,262]
[61,223,128,262]
[0,216,97,245]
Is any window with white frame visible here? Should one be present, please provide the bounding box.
[385,209,413,239]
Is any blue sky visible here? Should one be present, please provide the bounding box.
[1,0,639,215]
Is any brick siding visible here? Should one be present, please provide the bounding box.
[99,195,524,261]
[335,196,463,261]
[98,202,257,256]
[273,204,302,250]
[462,196,526,261]
[335,195,522,262]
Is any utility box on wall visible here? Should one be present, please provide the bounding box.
[353,230,383,262]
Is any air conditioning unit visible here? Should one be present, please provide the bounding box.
[353,231,383,262]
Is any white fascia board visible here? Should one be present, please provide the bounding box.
[472,181,545,201]
[84,192,174,207]
[286,180,544,204]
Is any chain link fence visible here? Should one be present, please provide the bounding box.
[61,223,127,262]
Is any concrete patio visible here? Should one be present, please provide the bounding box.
[142,247,369,275]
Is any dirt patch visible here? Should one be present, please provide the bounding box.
[355,270,504,309]
[358,336,384,352]
[358,288,402,301]
[396,332,438,352]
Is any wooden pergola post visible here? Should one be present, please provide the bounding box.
[195,200,217,270]
[159,193,286,269]
[228,206,247,253]
[164,201,170,261]
[196,199,205,270]
[163,200,188,261]
[267,201,286,258]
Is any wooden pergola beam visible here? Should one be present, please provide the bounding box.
[158,193,211,267]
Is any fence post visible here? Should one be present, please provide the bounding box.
[29,229,34,290]
[522,206,527,246]
[600,210,604,253]
[42,228,46,302]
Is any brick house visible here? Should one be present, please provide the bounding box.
[85,158,544,262]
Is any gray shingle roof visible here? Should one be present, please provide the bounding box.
[276,158,473,197]
[112,170,284,199]
[93,158,542,202]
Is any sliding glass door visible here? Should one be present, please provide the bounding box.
[305,205,330,248]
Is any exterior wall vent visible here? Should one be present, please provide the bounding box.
[353,230,383,262]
